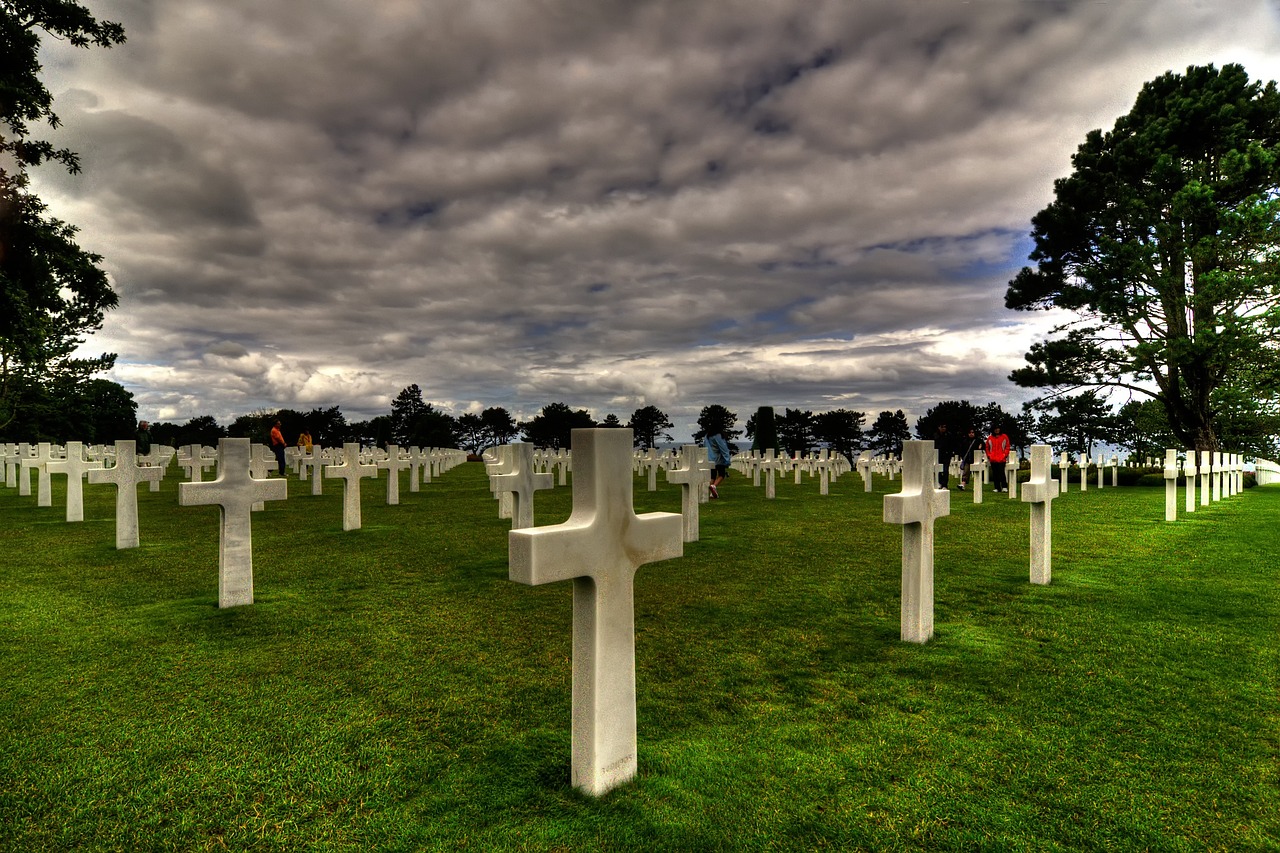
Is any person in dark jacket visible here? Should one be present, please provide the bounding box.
[933,423,954,490]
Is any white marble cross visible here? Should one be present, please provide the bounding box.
[1022,445,1060,585]
[814,449,832,496]
[15,443,32,495]
[3,443,18,488]
[491,442,554,530]
[1212,452,1224,502]
[379,444,411,506]
[642,449,662,492]
[1182,452,1197,513]
[407,446,426,492]
[88,440,165,548]
[884,440,951,644]
[665,444,711,541]
[1006,454,1020,499]
[1096,453,1105,489]
[178,438,288,607]
[325,442,377,531]
[508,428,683,797]
[45,441,103,522]
[487,445,516,519]
[758,448,781,500]
[179,444,215,482]
[1078,454,1089,492]
[857,452,873,493]
[1163,449,1179,521]
[300,446,325,495]
[1058,452,1070,495]
[23,442,55,506]
[970,450,987,504]
[1199,450,1211,507]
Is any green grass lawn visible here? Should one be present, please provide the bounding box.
[1,460,1276,852]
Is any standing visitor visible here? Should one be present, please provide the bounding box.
[933,423,954,490]
[135,421,152,456]
[986,423,1012,493]
[270,419,287,476]
[959,428,983,490]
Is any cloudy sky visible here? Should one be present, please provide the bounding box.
[29,0,1280,440]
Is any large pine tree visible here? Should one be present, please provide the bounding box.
[1006,64,1280,452]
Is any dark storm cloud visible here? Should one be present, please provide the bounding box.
[28,0,1280,434]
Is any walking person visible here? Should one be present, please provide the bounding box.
[705,431,732,499]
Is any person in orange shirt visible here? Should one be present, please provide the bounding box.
[985,424,1012,493]
[270,419,287,476]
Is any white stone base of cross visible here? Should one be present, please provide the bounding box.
[508,429,682,796]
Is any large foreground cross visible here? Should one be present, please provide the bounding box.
[179,438,288,607]
[508,429,683,796]
[884,440,950,643]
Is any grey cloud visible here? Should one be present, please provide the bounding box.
[28,0,1280,433]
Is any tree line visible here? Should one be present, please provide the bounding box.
[0,367,1261,463]
[102,386,1221,465]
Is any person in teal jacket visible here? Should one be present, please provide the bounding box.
[705,432,732,499]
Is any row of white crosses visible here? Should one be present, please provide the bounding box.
[1054,453,1123,494]
[3,441,169,513]
[510,434,1071,795]
[885,442,1062,644]
[1163,450,1247,521]
[3,437,465,607]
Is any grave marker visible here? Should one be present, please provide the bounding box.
[88,440,165,548]
[664,444,711,541]
[325,443,377,531]
[1199,450,1211,507]
[45,441,103,522]
[491,442,553,530]
[1022,445,1060,585]
[1163,449,1179,521]
[970,450,987,504]
[379,444,410,506]
[1183,452,1197,513]
[508,429,682,796]
[884,440,950,644]
[178,438,287,607]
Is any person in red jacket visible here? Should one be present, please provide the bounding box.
[270,419,287,476]
[985,424,1012,492]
